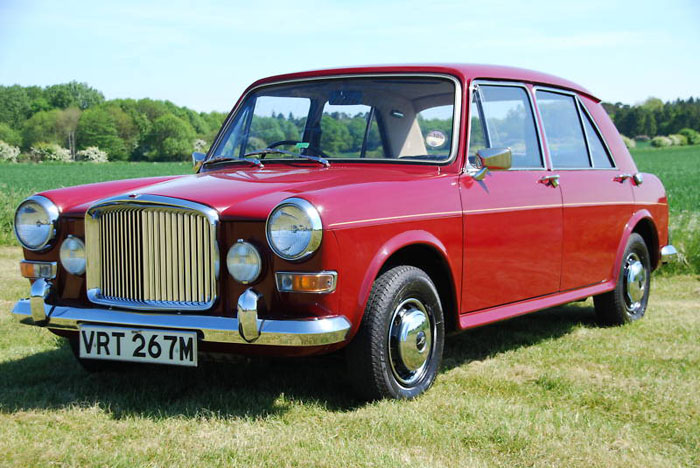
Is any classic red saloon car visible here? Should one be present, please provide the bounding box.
[12,64,677,399]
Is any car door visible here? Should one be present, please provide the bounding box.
[534,89,634,291]
[460,83,563,313]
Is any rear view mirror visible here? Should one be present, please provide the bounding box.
[472,147,512,180]
[192,152,206,171]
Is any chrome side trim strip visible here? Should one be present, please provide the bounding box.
[660,245,678,264]
[11,300,351,347]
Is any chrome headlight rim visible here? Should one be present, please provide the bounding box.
[226,239,262,284]
[14,195,60,252]
[265,197,323,262]
[59,235,86,276]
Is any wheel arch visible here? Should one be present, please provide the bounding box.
[612,209,660,279]
[356,231,460,334]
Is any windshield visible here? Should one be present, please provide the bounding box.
[210,76,458,163]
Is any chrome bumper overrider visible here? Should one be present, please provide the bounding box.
[11,298,351,347]
[660,244,678,264]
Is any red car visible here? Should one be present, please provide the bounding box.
[12,64,677,399]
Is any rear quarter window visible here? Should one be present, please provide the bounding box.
[536,90,590,168]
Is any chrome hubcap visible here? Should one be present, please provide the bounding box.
[623,253,646,313]
[389,298,433,386]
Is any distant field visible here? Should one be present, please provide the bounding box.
[0,146,697,272]
[0,162,190,246]
[631,145,699,274]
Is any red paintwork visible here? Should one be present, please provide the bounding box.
[26,64,671,356]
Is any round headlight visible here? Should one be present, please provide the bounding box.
[14,195,59,251]
[60,235,86,275]
[266,198,322,261]
[227,240,262,283]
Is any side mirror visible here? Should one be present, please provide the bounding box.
[192,152,206,172]
[472,147,512,180]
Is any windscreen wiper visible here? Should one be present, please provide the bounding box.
[201,156,264,168]
[244,148,330,167]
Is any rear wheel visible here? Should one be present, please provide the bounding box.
[594,233,651,326]
[346,266,445,400]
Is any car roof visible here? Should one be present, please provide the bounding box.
[249,64,598,102]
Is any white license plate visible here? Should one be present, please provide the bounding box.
[79,325,197,367]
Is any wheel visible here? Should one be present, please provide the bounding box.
[594,233,651,326]
[69,337,127,373]
[346,266,445,400]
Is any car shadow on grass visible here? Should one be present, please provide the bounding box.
[0,302,597,418]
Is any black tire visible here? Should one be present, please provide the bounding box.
[346,266,445,400]
[69,338,127,373]
[594,233,651,326]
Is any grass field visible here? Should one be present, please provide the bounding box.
[0,149,698,466]
[0,245,698,466]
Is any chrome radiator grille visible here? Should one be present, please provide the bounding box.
[85,196,218,311]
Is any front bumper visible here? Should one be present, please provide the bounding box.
[11,298,351,347]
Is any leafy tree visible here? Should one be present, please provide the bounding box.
[77,108,127,160]
[0,85,31,129]
[22,110,63,148]
[145,114,196,161]
[320,115,352,153]
[56,107,81,157]
[0,123,22,146]
[45,81,104,109]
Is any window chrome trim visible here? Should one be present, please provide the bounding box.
[532,85,617,170]
[14,195,60,252]
[85,194,220,312]
[208,73,463,167]
[266,197,323,262]
[576,96,617,169]
[467,80,547,172]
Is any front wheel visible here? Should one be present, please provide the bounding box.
[346,266,445,400]
[594,233,651,326]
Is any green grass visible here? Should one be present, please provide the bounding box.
[0,245,698,466]
[0,152,698,465]
[631,145,700,274]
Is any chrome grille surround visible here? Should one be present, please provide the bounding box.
[85,194,219,311]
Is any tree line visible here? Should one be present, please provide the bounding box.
[0,81,227,161]
[602,97,700,141]
[1,81,699,163]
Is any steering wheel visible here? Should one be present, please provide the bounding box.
[267,140,331,159]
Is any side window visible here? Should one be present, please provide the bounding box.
[478,85,543,168]
[581,107,614,168]
[467,98,487,165]
[536,91,590,168]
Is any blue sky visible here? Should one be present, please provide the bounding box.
[1,0,698,112]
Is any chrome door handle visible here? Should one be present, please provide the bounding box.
[614,173,644,185]
[538,174,560,188]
